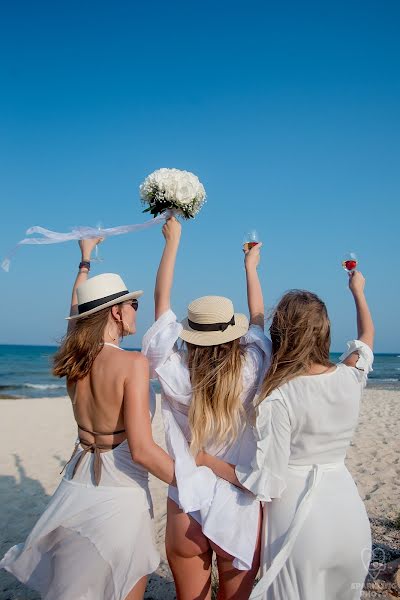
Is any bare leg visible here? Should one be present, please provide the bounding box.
[212,504,262,600]
[124,575,147,600]
[166,497,213,600]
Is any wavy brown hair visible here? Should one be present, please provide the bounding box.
[186,338,246,454]
[53,306,124,382]
[259,290,332,402]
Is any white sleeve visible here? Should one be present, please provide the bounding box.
[162,397,217,513]
[235,392,290,502]
[141,309,183,378]
[339,340,374,387]
[240,324,272,386]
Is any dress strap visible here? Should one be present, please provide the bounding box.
[60,439,123,486]
[77,423,126,436]
[103,342,124,350]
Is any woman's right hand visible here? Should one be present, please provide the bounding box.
[162,216,181,245]
[244,242,262,270]
[348,270,365,296]
[79,237,103,260]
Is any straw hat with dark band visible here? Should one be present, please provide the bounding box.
[179,296,248,346]
[66,273,143,320]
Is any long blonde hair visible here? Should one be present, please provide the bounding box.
[259,290,331,402]
[53,306,123,382]
[186,339,245,454]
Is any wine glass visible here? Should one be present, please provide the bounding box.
[342,252,358,273]
[91,221,105,263]
[243,230,259,252]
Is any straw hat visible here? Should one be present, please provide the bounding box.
[66,273,143,320]
[179,296,248,346]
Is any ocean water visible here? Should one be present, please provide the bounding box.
[0,344,399,400]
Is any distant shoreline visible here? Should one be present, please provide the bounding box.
[1,380,400,401]
[0,343,399,355]
[1,346,399,400]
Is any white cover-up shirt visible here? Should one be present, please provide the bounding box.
[142,309,272,570]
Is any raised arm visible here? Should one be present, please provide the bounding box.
[154,217,181,320]
[244,242,264,329]
[343,271,374,367]
[124,353,175,485]
[67,238,102,331]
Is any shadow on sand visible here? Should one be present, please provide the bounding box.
[0,455,176,599]
[0,454,48,599]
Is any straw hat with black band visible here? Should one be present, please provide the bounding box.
[66,273,143,320]
[179,296,249,347]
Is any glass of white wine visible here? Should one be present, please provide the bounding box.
[91,222,105,263]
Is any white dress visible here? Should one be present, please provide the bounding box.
[0,346,159,600]
[235,340,374,600]
[142,309,272,570]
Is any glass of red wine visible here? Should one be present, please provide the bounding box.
[243,230,259,252]
[342,252,358,273]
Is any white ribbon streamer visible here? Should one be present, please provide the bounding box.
[2,213,169,272]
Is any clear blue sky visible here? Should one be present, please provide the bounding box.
[1,0,399,352]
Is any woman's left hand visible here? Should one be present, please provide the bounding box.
[79,237,103,259]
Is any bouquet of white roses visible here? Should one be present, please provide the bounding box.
[140,168,206,219]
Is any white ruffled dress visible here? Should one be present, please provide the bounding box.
[142,309,272,570]
[235,340,374,600]
[0,388,160,600]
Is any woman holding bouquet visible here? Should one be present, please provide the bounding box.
[142,217,271,599]
[0,238,175,600]
[197,271,374,599]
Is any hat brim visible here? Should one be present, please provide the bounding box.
[66,290,143,320]
[179,313,249,346]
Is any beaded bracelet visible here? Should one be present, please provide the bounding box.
[79,261,91,271]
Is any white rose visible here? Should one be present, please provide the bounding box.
[176,181,196,204]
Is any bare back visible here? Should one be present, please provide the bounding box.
[67,344,135,448]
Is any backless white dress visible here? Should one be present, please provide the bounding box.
[0,344,159,600]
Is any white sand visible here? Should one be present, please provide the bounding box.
[346,389,400,523]
[0,388,399,599]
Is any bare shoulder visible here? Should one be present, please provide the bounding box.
[123,352,149,392]
[123,351,149,373]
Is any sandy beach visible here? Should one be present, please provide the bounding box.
[1,388,399,599]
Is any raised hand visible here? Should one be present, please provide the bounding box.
[79,237,103,260]
[162,216,181,245]
[244,242,262,270]
[348,270,366,297]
